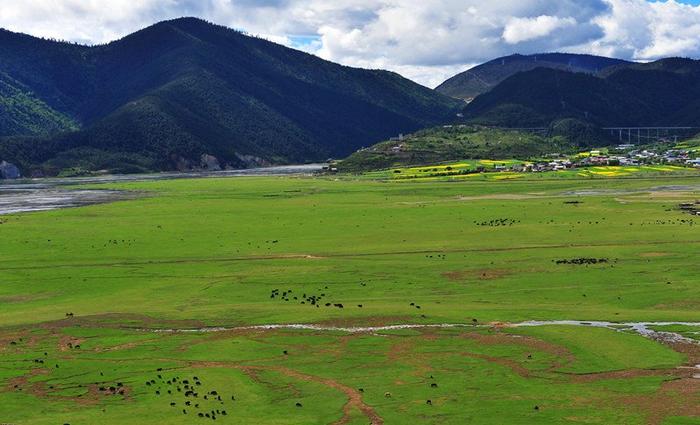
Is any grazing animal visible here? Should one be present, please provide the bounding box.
[426,400,432,405]
[296,402,303,407]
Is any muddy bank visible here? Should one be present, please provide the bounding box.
[0,188,140,215]
[0,164,325,215]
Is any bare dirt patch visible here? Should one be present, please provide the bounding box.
[568,368,688,383]
[461,351,532,377]
[58,335,85,351]
[442,269,512,281]
[461,330,576,375]
[190,361,383,424]
[623,377,700,425]
[652,300,700,311]
[639,252,670,258]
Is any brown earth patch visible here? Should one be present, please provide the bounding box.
[442,269,512,281]
[0,294,49,303]
[58,335,85,351]
[639,252,670,258]
[623,377,700,425]
[567,368,689,383]
[0,330,33,351]
[238,366,303,397]
[652,300,700,310]
[3,367,129,405]
[606,340,700,424]
[462,330,576,372]
[461,351,532,377]
[39,313,207,332]
[386,335,434,377]
[190,361,383,425]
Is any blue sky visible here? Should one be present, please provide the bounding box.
[1,0,700,87]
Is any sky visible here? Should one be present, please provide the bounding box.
[2,0,700,87]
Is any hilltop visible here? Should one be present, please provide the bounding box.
[338,125,577,171]
[0,18,460,175]
[436,53,629,101]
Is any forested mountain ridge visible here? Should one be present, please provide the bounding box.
[0,18,460,175]
[461,57,700,128]
[436,53,630,101]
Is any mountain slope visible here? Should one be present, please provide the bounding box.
[0,72,79,137]
[0,18,460,174]
[461,58,700,128]
[436,53,631,101]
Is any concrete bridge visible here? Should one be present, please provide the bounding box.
[498,126,699,143]
[603,127,698,143]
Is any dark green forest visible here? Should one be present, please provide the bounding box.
[462,58,700,128]
[0,18,460,175]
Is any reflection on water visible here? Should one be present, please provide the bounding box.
[0,164,325,215]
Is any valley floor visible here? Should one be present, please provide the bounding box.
[1,168,699,424]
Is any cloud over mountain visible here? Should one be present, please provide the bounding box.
[1,0,700,87]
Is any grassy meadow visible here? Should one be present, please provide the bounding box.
[1,167,700,424]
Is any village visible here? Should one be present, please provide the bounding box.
[508,144,700,173]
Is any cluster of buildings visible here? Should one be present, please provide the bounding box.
[483,144,700,174]
[511,160,572,172]
[578,146,700,168]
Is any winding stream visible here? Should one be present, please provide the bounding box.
[143,320,700,344]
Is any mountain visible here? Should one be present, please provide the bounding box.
[436,53,631,101]
[0,18,460,175]
[461,57,700,128]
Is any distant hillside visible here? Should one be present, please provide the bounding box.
[338,125,576,171]
[0,72,79,137]
[436,53,630,101]
[462,58,700,128]
[0,18,460,175]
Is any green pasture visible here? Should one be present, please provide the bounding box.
[1,168,699,423]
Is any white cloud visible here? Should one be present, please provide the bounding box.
[593,0,700,60]
[1,1,700,87]
[502,15,577,44]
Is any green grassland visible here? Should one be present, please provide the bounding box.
[338,126,574,172]
[1,168,700,424]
